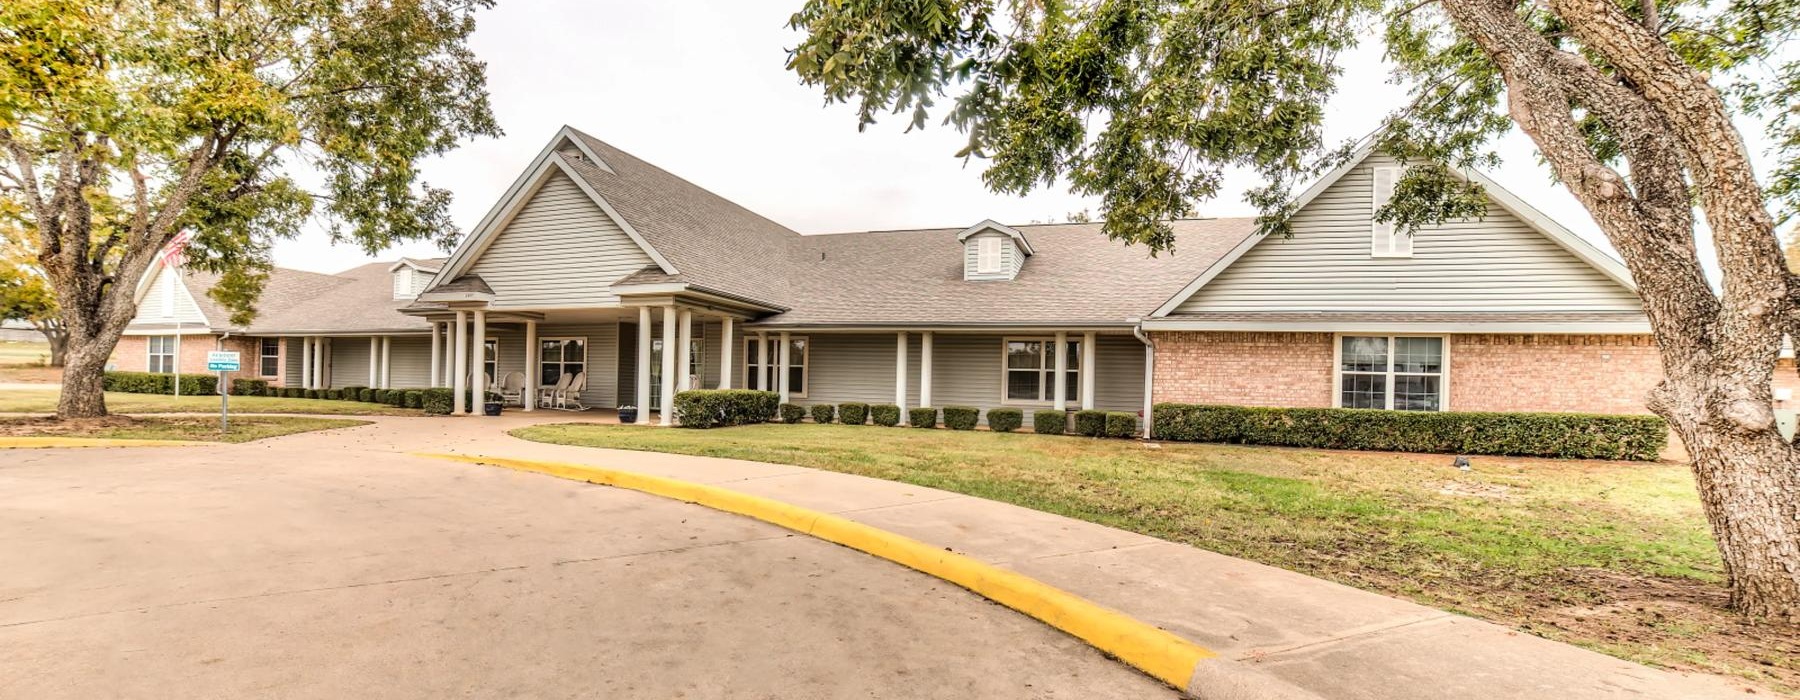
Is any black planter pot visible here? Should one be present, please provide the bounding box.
[482,402,503,417]
[619,407,639,424]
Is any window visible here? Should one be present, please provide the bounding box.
[483,338,499,386]
[148,335,177,373]
[744,336,808,396]
[260,338,280,376]
[538,337,586,387]
[977,236,1003,273]
[1370,165,1412,258]
[1003,338,1080,404]
[1338,335,1445,411]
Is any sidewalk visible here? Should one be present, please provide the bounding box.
[281,414,1759,700]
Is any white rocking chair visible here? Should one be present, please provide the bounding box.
[552,371,587,411]
[538,373,572,409]
[497,371,526,407]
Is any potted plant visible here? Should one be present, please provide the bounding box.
[482,391,503,417]
[619,405,639,424]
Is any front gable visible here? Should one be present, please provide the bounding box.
[1155,150,1642,316]
[130,263,210,327]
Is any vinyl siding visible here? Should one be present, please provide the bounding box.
[328,339,375,389]
[467,171,657,309]
[284,338,303,386]
[132,266,209,326]
[1173,153,1642,313]
[481,322,622,408]
[387,337,433,388]
[962,231,1022,281]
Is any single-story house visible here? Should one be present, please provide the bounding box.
[111,125,1800,431]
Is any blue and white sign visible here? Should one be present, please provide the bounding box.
[206,350,241,372]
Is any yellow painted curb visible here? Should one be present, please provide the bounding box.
[417,452,1216,690]
[0,437,220,449]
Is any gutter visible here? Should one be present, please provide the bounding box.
[1132,322,1154,440]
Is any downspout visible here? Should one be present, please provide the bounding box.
[1132,322,1154,440]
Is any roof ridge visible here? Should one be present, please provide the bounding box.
[565,128,803,239]
[804,216,1248,237]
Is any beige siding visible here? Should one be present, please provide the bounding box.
[482,322,622,408]
[132,266,209,326]
[328,339,374,389]
[1174,153,1641,313]
[468,171,656,309]
[963,231,1023,281]
[387,337,433,388]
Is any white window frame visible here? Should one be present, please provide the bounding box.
[147,335,177,374]
[538,336,588,388]
[743,335,809,398]
[999,336,1081,406]
[1370,165,1413,259]
[1331,333,1450,411]
[482,337,500,386]
[976,236,1003,273]
[259,337,280,377]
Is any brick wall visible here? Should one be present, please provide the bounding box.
[1150,331,1334,407]
[109,334,278,383]
[1448,334,1661,414]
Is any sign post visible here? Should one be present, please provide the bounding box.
[207,351,241,435]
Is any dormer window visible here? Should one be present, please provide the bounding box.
[957,219,1034,282]
[389,259,440,300]
[977,237,1003,274]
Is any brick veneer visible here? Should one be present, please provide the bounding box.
[1448,334,1659,414]
[109,334,281,384]
[1151,331,1335,408]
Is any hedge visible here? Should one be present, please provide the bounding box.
[359,388,374,402]
[942,406,979,431]
[386,390,406,407]
[372,389,388,404]
[909,407,937,428]
[403,391,424,409]
[1073,409,1108,437]
[1104,412,1139,439]
[230,378,269,396]
[838,403,869,425]
[422,388,454,415]
[809,404,835,424]
[779,403,806,424]
[102,371,217,396]
[1033,409,1067,435]
[987,408,1023,433]
[870,404,901,427]
[1152,403,1669,461]
[340,386,366,401]
[675,390,780,429]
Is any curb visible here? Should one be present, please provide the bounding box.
[417,452,1323,699]
[0,437,220,449]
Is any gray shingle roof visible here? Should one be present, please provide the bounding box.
[178,258,446,334]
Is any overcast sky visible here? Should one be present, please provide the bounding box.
[271,0,1749,275]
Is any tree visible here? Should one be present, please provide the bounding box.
[0,225,65,366]
[787,0,1800,619]
[0,0,499,418]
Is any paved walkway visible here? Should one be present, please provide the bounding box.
[3,413,1763,698]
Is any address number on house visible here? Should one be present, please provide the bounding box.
[206,351,241,372]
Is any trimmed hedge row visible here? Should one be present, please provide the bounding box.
[942,406,979,431]
[103,371,217,396]
[909,407,937,428]
[1152,403,1668,461]
[987,408,1023,433]
[870,404,901,427]
[810,404,836,424]
[779,403,807,424]
[839,402,868,425]
[675,390,780,428]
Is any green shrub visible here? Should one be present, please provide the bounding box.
[1033,409,1067,435]
[779,403,806,424]
[909,407,938,428]
[358,388,374,402]
[421,388,454,415]
[674,390,780,428]
[942,406,979,431]
[287,387,303,398]
[339,386,365,400]
[101,371,218,396]
[809,404,835,424]
[371,389,387,403]
[403,391,423,409]
[838,403,869,425]
[229,378,268,396]
[1151,404,1669,461]
[386,390,406,407]
[1074,409,1108,437]
[870,404,901,427]
[303,389,319,400]
[1104,412,1139,439]
[325,389,342,400]
[987,408,1023,433]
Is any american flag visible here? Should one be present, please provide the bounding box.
[159,230,193,268]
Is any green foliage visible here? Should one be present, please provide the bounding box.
[303,389,319,399]
[102,371,216,396]
[1033,409,1067,435]
[809,404,836,424]
[340,386,365,401]
[986,407,1023,433]
[323,389,340,400]
[908,406,937,428]
[1104,412,1138,439]
[870,404,901,427]
[385,390,405,407]
[403,390,423,409]
[1153,404,1668,461]
[779,402,807,424]
[838,402,869,425]
[942,406,979,431]
[1073,410,1108,437]
[230,378,269,396]
[421,388,454,415]
[359,388,374,402]
[674,390,780,429]
[372,389,388,404]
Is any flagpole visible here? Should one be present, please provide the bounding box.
[158,231,194,400]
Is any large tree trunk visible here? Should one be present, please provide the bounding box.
[55,331,109,418]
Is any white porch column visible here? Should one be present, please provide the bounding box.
[759,332,771,391]
[380,337,392,389]
[452,310,469,415]
[301,336,314,389]
[719,318,734,390]
[1053,331,1069,411]
[636,306,652,414]
[659,306,677,426]
[919,331,934,408]
[895,332,909,424]
[368,337,380,387]
[777,331,791,404]
[676,309,694,392]
[471,310,487,393]
[1080,332,1096,411]
[523,320,538,411]
[429,323,443,388]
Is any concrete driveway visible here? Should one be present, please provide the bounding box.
[0,430,1170,698]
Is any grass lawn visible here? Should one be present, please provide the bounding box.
[0,340,59,383]
[0,389,421,416]
[513,422,1798,693]
[0,415,367,443]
